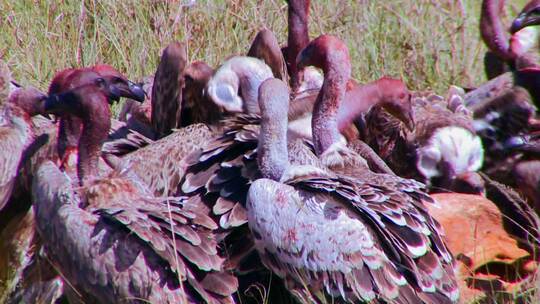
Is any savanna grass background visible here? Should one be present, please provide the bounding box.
[1,0,537,303]
[0,0,529,107]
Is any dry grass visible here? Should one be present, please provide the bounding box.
[1,0,538,303]
[0,0,528,93]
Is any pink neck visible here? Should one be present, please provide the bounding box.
[312,67,348,155]
[337,81,382,132]
[58,116,83,162]
[481,0,514,61]
[288,0,310,88]
[77,105,111,186]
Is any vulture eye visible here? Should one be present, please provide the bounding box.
[95,78,106,87]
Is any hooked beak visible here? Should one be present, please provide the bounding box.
[451,172,485,195]
[10,80,21,88]
[44,94,66,115]
[127,81,146,102]
[511,13,540,34]
[503,135,528,150]
[114,80,146,103]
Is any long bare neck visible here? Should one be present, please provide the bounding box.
[481,0,514,61]
[258,81,290,181]
[312,67,347,155]
[77,109,111,186]
[58,116,83,160]
[337,82,382,132]
[288,0,310,88]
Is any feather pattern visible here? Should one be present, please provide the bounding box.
[180,109,459,302]
[247,164,459,303]
[0,119,27,210]
[180,115,261,229]
[33,161,237,304]
[31,81,237,303]
[364,90,482,185]
[245,71,459,302]
[0,88,47,211]
[121,123,215,197]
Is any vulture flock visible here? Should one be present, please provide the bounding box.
[2,0,540,303]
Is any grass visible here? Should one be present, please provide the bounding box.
[0,0,529,94]
[1,0,538,303]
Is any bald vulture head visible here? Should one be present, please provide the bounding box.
[206,56,273,114]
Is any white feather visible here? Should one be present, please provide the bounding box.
[206,56,273,114]
[511,26,540,55]
[417,126,484,180]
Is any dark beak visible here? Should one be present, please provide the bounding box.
[127,81,146,102]
[511,14,525,33]
[511,13,540,34]
[112,80,145,103]
[44,94,66,115]
[503,135,527,150]
[451,172,485,195]
[10,80,21,88]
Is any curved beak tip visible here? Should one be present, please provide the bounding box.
[128,81,146,103]
[44,95,61,114]
[511,18,524,34]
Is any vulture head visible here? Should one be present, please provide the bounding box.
[92,64,145,103]
[8,86,48,117]
[511,0,540,33]
[372,77,414,131]
[296,34,351,74]
[44,76,116,118]
[416,125,484,191]
[44,76,114,184]
[49,65,145,103]
[206,56,273,114]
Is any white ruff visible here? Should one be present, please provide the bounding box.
[511,26,540,56]
[417,126,484,179]
[206,56,273,114]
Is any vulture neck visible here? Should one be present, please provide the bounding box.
[312,64,349,155]
[336,81,383,132]
[73,95,111,186]
[288,0,310,88]
[257,81,290,181]
[480,0,515,61]
[58,117,83,162]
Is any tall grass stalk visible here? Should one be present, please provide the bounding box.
[0,0,528,95]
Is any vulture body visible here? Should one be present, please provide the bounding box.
[248,73,458,303]
[33,79,237,303]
